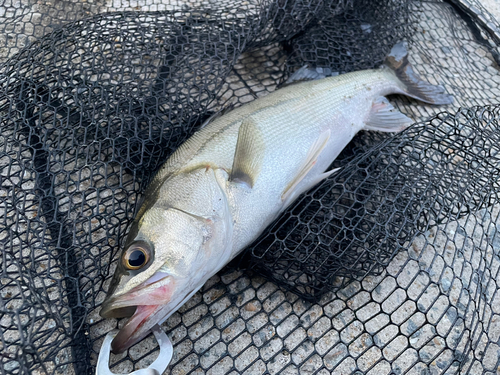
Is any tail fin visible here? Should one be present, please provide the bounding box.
[385,42,453,105]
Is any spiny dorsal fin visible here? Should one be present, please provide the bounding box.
[283,65,339,86]
[385,42,453,105]
[230,117,265,188]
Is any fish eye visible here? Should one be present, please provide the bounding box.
[123,242,151,270]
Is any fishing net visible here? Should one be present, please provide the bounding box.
[1,0,500,374]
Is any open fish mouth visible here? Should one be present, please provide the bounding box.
[100,274,176,353]
[109,304,164,353]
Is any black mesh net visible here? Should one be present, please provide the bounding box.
[247,106,500,297]
[1,0,500,374]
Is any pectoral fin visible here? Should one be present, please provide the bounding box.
[364,96,413,132]
[282,167,340,208]
[230,117,265,188]
[281,129,331,203]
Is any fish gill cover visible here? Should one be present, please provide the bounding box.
[1,0,500,374]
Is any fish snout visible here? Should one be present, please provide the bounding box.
[99,274,177,353]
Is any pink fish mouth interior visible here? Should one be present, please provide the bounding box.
[111,304,163,353]
[100,273,175,353]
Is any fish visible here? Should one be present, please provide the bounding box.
[100,42,453,353]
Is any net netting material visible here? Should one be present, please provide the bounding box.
[1,0,500,374]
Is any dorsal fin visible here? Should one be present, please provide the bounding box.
[283,65,339,87]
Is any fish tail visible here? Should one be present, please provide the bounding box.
[384,42,453,105]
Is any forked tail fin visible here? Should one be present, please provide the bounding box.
[384,42,454,105]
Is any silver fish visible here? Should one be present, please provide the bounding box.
[100,42,452,353]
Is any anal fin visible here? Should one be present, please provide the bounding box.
[364,97,412,133]
[281,129,331,203]
[230,117,265,188]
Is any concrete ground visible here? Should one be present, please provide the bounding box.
[1,1,500,375]
[482,0,500,20]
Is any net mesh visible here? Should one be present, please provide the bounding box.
[1,0,500,374]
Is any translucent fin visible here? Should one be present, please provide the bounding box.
[282,167,340,208]
[365,97,413,132]
[281,130,331,202]
[230,117,265,188]
[285,65,339,85]
[385,42,453,105]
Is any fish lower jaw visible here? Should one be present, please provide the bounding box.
[111,304,161,353]
[106,275,218,353]
[105,278,178,353]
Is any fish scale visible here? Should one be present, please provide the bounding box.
[100,42,453,354]
[158,69,397,181]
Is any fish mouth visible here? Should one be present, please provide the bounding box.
[100,274,176,353]
[109,304,164,353]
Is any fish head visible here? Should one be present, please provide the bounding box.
[100,167,233,353]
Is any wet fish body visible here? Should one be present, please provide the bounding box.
[100,43,452,353]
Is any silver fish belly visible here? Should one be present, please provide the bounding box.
[100,42,453,353]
